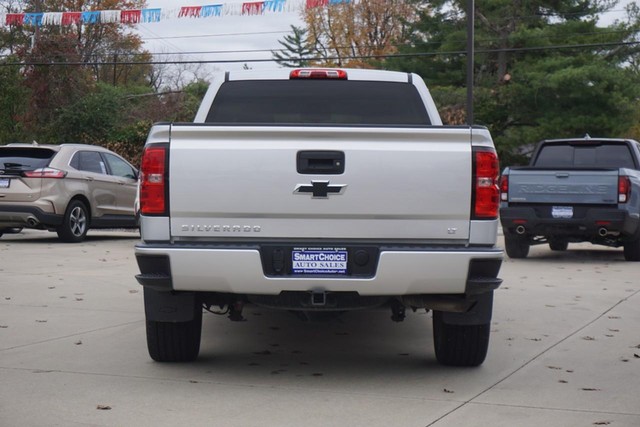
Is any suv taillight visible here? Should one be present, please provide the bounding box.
[140,144,168,215]
[619,176,631,203]
[23,168,66,178]
[472,147,500,219]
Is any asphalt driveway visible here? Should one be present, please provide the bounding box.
[1,230,639,426]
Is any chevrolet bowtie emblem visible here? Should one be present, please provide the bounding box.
[293,180,347,198]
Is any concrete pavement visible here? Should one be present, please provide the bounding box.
[1,230,639,426]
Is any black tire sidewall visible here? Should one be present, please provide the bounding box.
[57,200,89,243]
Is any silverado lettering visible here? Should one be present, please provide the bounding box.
[181,225,262,232]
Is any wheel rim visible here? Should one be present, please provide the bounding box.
[69,206,87,237]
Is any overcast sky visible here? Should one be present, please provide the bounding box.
[137,0,634,78]
[138,0,305,74]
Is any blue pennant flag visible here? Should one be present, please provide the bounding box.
[141,8,162,23]
[24,13,43,26]
[201,4,223,17]
[264,0,286,12]
[81,11,101,24]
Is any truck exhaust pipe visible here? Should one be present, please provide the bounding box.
[27,217,39,227]
[598,227,609,237]
[515,225,526,235]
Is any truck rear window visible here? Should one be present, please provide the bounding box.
[534,143,636,169]
[205,80,431,126]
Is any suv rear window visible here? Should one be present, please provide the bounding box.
[0,147,56,171]
[205,80,431,126]
[534,143,637,169]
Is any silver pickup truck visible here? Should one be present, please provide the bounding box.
[500,137,640,261]
[135,68,503,366]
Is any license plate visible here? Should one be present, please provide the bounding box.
[552,206,573,219]
[0,178,9,188]
[292,247,348,275]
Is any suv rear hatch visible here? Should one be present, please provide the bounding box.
[0,147,56,202]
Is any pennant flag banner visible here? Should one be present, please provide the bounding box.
[0,0,354,27]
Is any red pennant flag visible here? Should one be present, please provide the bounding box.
[242,2,264,15]
[121,10,142,24]
[178,6,202,18]
[306,0,329,8]
[6,13,25,26]
[61,12,82,26]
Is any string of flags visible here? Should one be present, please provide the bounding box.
[1,0,354,27]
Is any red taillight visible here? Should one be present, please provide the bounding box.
[23,168,66,178]
[618,176,630,203]
[473,148,500,219]
[140,145,167,215]
[499,175,508,201]
[290,69,348,80]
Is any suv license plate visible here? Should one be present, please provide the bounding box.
[552,206,573,219]
[0,178,9,188]
[292,248,348,275]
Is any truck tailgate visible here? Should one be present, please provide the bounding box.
[507,169,619,205]
[168,125,473,241]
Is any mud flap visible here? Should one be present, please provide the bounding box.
[144,288,197,322]
[441,291,493,325]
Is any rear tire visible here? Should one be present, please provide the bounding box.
[146,308,203,362]
[504,233,530,259]
[432,311,490,367]
[57,200,89,243]
[549,240,568,251]
[623,238,640,262]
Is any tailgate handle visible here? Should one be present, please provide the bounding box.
[555,173,570,178]
[297,151,345,175]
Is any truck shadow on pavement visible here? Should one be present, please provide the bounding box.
[187,308,451,380]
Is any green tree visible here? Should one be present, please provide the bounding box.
[0,0,154,143]
[51,83,125,143]
[0,57,29,144]
[272,25,314,67]
[388,0,640,165]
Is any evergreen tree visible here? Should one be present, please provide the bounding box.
[387,0,640,164]
[272,25,314,67]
